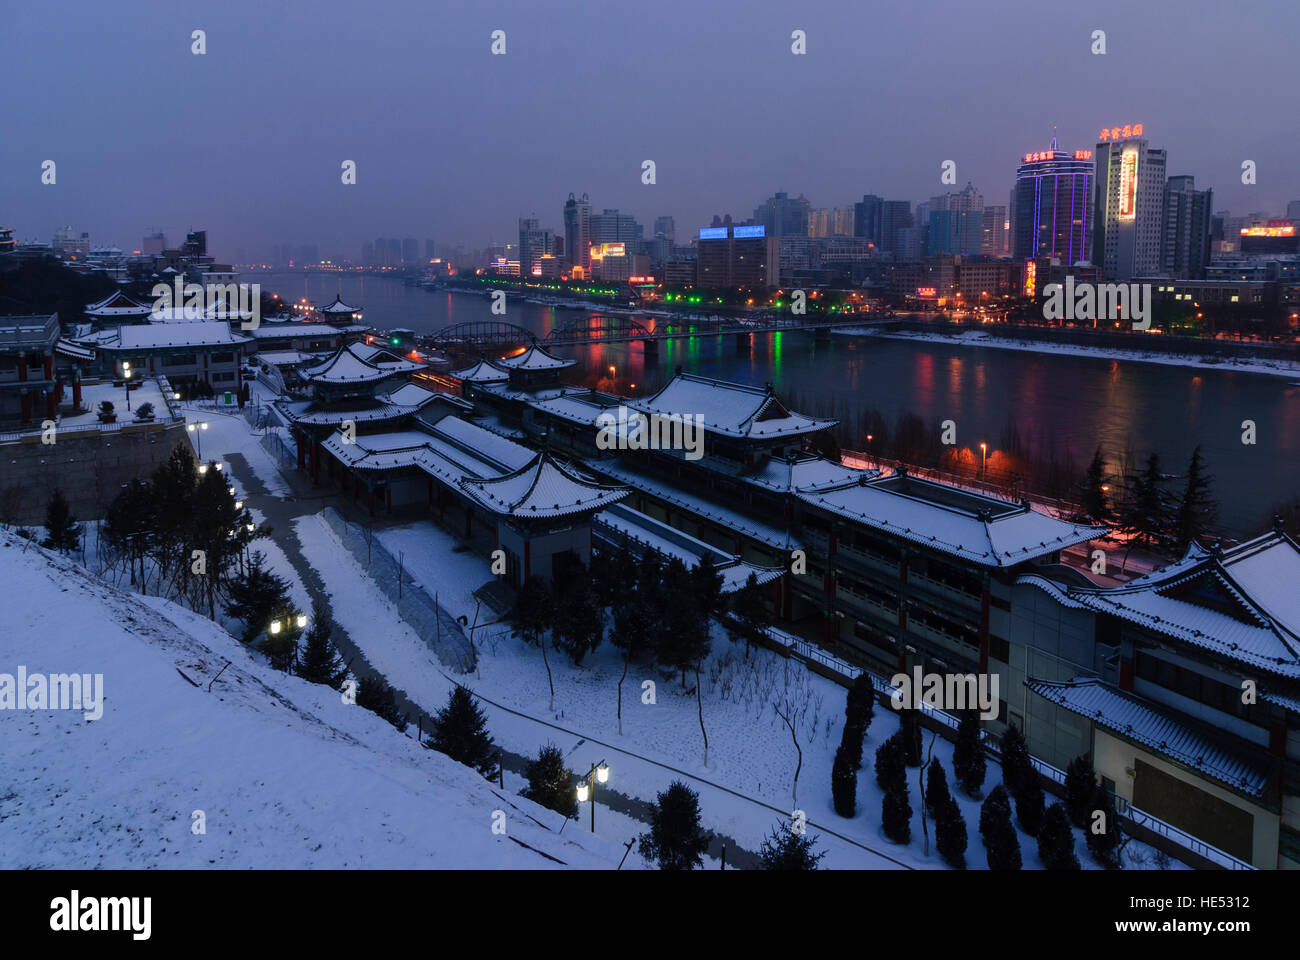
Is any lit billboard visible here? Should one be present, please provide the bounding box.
[732,225,766,238]
[1117,150,1138,221]
[699,227,728,240]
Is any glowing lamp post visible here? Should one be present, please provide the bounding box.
[187,420,208,458]
[576,760,610,833]
[122,362,132,411]
[980,443,988,493]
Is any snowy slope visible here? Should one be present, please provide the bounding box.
[0,533,622,869]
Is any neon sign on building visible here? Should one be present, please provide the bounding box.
[1098,124,1143,141]
[1023,260,1036,298]
[1117,150,1139,221]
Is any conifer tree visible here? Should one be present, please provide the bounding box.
[843,672,876,755]
[42,489,79,553]
[224,551,291,643]
[427,685,498,779]
[934,797,968,869]
[899,706,923,767]
[1037,802,1080,870]
[1120,453,1172,548]
[925,759,953,821]
[1079,447,1113,525]
[881,785,912,844]
[550,556,604,665]
[296,604,348,688]
[522,743,578,819]
[831,743,857,818]
[999,724,1034,799]
[638,780,710,870]
[262,600,303,672]
[356,675,405,729]
[1085,782,1124,869]
[1064,755,1097,828]
[1015,778,1046,836]
[1172,446,1218,554]
[758,822,826,870]
[952,710,987,796]
[875,732,907,792]
[980,785,1021,870]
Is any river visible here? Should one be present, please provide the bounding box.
[253,271,1299,537]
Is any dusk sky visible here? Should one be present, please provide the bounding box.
[4,0,1297,261]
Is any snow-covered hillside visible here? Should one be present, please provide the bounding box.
[0,533,622,869]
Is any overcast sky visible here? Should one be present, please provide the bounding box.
[3,0,1297,262]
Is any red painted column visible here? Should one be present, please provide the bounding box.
[1119,658,1134,691]
[43,352,53,380]
[45,387,56,420]
[17,352,27,383]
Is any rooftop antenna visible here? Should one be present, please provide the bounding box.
[1050,125,1059,152]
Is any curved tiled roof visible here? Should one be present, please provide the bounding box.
[629,373,836,439]
[459,450,628,518]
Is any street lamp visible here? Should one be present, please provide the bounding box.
[979,442,988,493]
[187,420,208,458]
[122,362,132,411]
[576,760,610,833]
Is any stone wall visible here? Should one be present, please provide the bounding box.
[0,420,188,524]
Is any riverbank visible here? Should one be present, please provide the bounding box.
[837,327,1300,381]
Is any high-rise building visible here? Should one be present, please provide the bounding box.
[362,241,375,265]
[386,238,402,267]
[1287,200,1300,221]
[653,216,676,242]
[696,224,780,289]
[1161,176,1213,279]
[981,206,1009,257]
[879,201,914,258]
[753,192,810,238]
[143,232,167,256]
[402,238,419,265]
[1093,127,1166,281]
[854,195,883,244]
[1013,139,1094,264]
[425,238,435,262]
[564,192,592,271]
[518,218,556,278]
[590,209,642,246]
[183,230,207,259]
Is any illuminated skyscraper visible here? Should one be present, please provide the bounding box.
[1012,138,1093,265]
[1092,126,1166,281]
[563,192,592,272]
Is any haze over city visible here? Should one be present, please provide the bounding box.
[3,0,1297,259]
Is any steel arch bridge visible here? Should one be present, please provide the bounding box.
[426,321,536,348]
[543,314,654,344]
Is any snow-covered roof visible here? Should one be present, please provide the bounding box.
[277,383,444,427]
[525,388,619,426]
[304,341,423,385]
[1026,678,1273,796]
[1019,531,1300,677]
[451,359,510,384]
[630,373,836,440]
[85,291,151,316]
[247,322,346,339]
[798,471,1104,568]
[54,338,95,361]
[96,322,252,350]
[459,450,628,519]
[740,453,872,494]
[320,295,361,315]
[493,344,574,371]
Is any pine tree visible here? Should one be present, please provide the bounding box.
[952,710,987,797]
[224,552,291,643]
[356,675,405,729]
[1037,802,1080,870]
[103,478,156,586]
[1120,453,1172,548]
[1085,782,1124,869]
[1172,446,1218,554]
[427,685,498,779]
[729,570,772,648]
[1064,755,1097,828]
[522,743,578,819]
[881,786,912,844]
[758,822,826,870]
[296,604,348,688]
[42,489,79,553]
[838,720,863,770]
[1079,447,1113,525]
[1015,778,1046,836]
[934,797,968,869]
[925,759,953,821]
[843,672,875,753]
[980,786,1021,870]
[875,732,907,792]
[638,780,710,870]
[831,743,857,818]
[899,706,922,767]
[999,724,1033,799]
[550,556,604,666]
[262,600,303,672]
[510,575,554,645]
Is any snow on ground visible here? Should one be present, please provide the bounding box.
[177,399,290,498]
[301,513,1170,869]
[838,327,1300,381]
[0,533,624,869]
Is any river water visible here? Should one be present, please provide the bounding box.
[255,271,1299,537]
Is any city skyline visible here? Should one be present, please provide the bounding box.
[3,0,1298,258]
